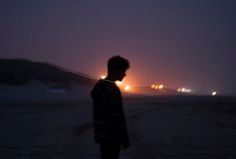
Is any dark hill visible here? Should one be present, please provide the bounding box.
[0,58,97,85]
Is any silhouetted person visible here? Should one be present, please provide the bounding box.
[91,55,130,159]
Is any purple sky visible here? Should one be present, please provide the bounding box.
[1,0,236,95]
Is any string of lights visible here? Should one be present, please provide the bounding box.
[88,74,217,96]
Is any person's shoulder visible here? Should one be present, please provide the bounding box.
[92,80,104,91]
[94,79,110,88]
[100,79,116,90]
[91,80,115,97]
[97,79,117,92]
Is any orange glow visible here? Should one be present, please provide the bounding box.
[115,81,123,86]
[124,85,130,91]
[151,84,164,90]
[100,75,106,79]
[159,84,164,89]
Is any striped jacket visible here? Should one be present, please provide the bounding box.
[91,79,129,143]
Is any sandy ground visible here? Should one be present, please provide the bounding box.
[1,96,236,159]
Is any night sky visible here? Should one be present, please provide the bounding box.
[1,0,236,95]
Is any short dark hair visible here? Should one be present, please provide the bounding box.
[107,55,130,73]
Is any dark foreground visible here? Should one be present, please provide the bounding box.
[1,96,236,159]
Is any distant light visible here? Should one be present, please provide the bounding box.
[115,81,123,86]
[151,85,155,89]
[124,85,130,91]
[159,85,164,89]
[151,84,164,90]
[212,91,217,96]
[100,75,106,79]
[177,87,191,93]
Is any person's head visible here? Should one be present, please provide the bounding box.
[107,55,130,81]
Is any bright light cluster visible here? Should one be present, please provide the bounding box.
[100,75,131,92]
[177,87,191,93]
[115,81,130,92]
[151,84,164,90]
[98,76,221,95]
[115,81,130,91]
